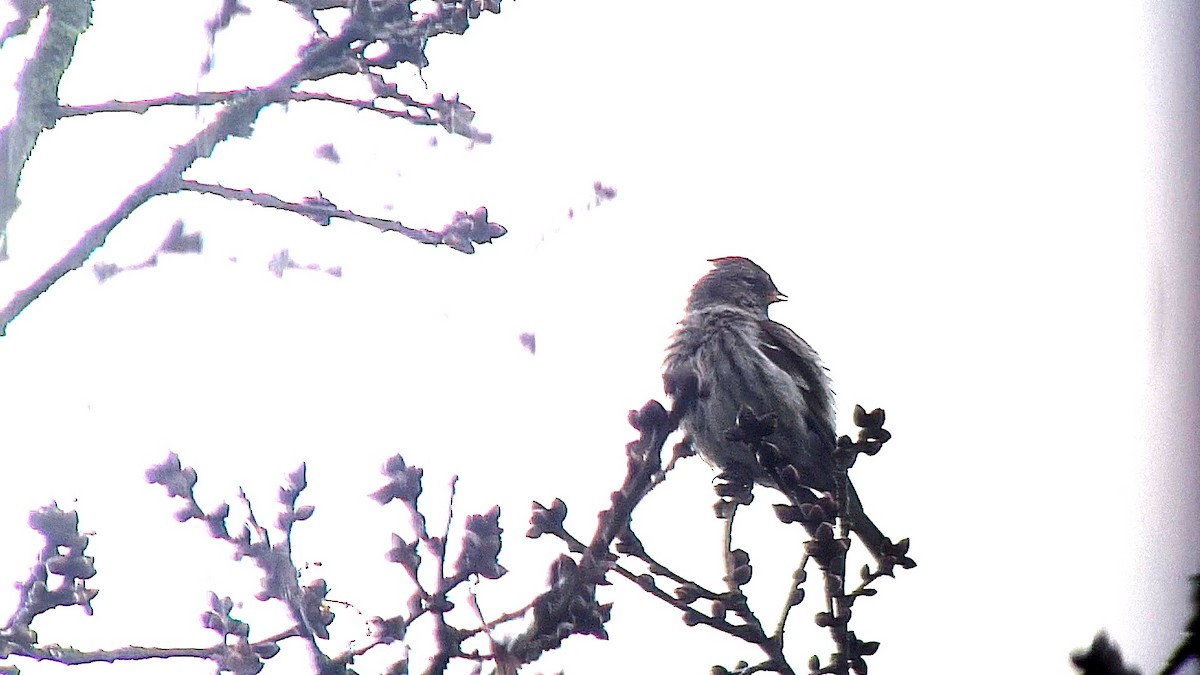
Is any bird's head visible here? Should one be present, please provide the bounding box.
[685,257,786,316]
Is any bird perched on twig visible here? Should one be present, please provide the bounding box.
[664,256,891,562]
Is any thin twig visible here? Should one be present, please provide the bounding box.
[774,553,809,641]
[178,180,441,242]
[422,476,459,675]
[723,506,737,587]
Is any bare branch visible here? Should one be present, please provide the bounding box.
[0,27,349,334]
[179,180,441,242]
[56,89,443,126]
[0,84,288,334]
[1,0,507,334]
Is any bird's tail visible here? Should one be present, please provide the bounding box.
[841,477,888,562]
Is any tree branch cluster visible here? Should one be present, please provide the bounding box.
[4,388,1193,674]
[0,392,923,675]
[0,0,506,334]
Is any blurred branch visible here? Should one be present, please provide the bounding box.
[1071,632,1144,675]
[1073,574,1200,675]
[200,0,250,75]
[1159,575,1199,675]
[91,219,203,282]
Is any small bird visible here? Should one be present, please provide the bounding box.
[664,257,890,561]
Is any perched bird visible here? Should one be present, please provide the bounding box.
[664,257,890,561]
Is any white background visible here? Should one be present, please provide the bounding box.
[0,1,1197,674]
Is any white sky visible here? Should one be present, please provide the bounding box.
[0,1,1197,674]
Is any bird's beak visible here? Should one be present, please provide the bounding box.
[769,291,787,304]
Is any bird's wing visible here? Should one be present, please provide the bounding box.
[758,320,837,445]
